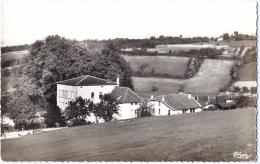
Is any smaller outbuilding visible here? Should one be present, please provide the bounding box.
[111,86,143,120]
[147,92,202,116]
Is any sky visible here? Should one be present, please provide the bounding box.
[1,0,257,46]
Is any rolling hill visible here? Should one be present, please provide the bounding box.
[2,108,256,161]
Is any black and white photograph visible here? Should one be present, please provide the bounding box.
[1,0,257,162]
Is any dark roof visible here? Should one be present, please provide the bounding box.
[110,86,143,104]
[218,102,236,108]
[57,75,117,86]
[195,95,209,106]
[150,93,201,110]
[216,95,227,104]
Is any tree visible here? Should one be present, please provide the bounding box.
[223,33,230,41]
[233,86,241,93]
[137,102,153,117]
[234,31,239,40]
[151,86,159,92]
[93,94,119,122]
[242,86,249,93]
[64,97,93,121]
[19,35,133,127]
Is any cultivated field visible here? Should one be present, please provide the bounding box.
[133,59,235,98]
[124,56,189,77]
[133,76,183,99]
[218,40,256,48]
[1,108,256,161]
[184,59,235,94]
[238,62,257,81]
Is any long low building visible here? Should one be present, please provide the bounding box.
[147,93,202,116]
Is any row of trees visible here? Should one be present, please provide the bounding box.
[100,36,210,49]
[121,48,224,59]
[222,31,256,41]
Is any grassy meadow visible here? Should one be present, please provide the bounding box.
[124,56,189,77]
[238,62,257,81]
[133,59,235,98]
[2,108,256,161]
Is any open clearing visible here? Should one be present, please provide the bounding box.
[1,50,29,64]
[238,62,256,81]
[184,59,235,94]
[1,108,256,161]
[218,40,256,48]
[124,56,189,77]
[133,59,235,98]
[133,76,182,99]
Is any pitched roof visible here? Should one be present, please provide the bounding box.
[57,75,117,86]
[110,86,143,104]
[195,95,209,106]
[150,93,201,110]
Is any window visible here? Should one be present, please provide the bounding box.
[135,102,138,105]
[159,108,161,114]
[99,92,102,99]
[91,92,94,98]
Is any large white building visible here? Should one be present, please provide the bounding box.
[147,93,202,116]
[56,75,142,121]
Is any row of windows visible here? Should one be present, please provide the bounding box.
[58,90,74,99]
[59,90,105,100]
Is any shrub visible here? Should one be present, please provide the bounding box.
[242,86,249,93]
[235,95,256,108]
[27,121,43,129]
[233,86,241,92]
[151,86,159,92]
[251,87,257,94]
[67,119,87,127]
[140,110,152,117]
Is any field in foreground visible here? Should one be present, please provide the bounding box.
[1,108,256,161]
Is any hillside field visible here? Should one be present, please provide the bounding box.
[1,108,256,161]
[124,56,189,77]
[218,40,256,48]
[133,59,235,98]
[2,50,29,65]
[238,62,257,81]
[133,76,182,99]
[184,59,235,94]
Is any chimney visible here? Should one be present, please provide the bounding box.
[188,92,192,99]
[150,95,154,99]
[178,90,183,94]
[162,96,165,101]
[116,75,120,86]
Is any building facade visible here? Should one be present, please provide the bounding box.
[56,75,142,121]
[147,93,202,116]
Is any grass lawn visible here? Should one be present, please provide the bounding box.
[1,108,256,161]
[238,62,257,81]
[124,56,189,77]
